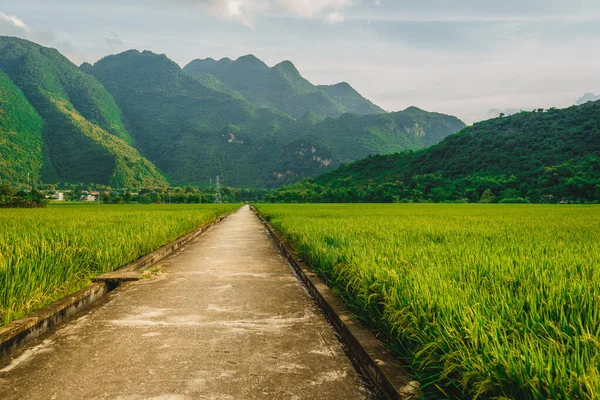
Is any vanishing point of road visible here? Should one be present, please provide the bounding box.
[0,206,373,399]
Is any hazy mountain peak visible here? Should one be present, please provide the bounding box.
[183,53,387,118]
[402,106,426,114]
[235,54,266,65]
[318,81,385,115]
[273,60,299,75]
[216,57,233,66]
[332,81,352,89]
[576,92,600,105]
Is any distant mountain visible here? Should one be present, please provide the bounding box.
[183,55,383,118]
[0,38,466,188]
[317,82,385,115]
[273,107,465,177]
[576,92,600,105]
[85,49,464,187]
[268,109,464,186]
[82,50,302,187]
[0,37,167,187]
[269,101,600,202]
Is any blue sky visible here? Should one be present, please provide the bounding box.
[1,0,600,123]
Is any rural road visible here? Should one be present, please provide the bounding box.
[0,205,372,399]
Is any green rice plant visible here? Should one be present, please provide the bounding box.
[0,203,238,325]
[256,204,600,399]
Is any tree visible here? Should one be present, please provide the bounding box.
[479,189,496,203]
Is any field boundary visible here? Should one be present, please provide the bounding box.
[253,208,419,400]
[0,211,233,359]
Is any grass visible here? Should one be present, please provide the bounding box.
[0,203,239,325]
[256,203,600,399]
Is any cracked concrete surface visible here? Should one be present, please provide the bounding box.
[0,206,370,399]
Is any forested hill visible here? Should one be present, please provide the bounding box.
[317,82,385,115]
[82,49,299,187]
[183,56,383,118]
[269,102,600,203]
[1,37,466,188]
[0,37,168,188]
[0,70,43,185]
[83,49,465,187]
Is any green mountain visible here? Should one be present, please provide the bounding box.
[0,38,465,188]
[184,56,349,118]
[85,49,464,187]
[82,50,302,187]
[317,82,385,115]
[0,36,167,188]
[270,102,600,203]
[269,108,466,184]
[0,70,43,185]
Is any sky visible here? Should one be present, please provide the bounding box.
[1,0,600,124]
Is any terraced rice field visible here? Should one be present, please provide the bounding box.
[256,203,600,399]
[0,203,239,325]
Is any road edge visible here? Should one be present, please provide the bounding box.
[253,207,420,400]
[0,211,234,359]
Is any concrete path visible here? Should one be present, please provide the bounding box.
[0,206,370,399]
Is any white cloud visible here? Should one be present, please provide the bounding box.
[0,11,30,34]
[325,11,345,24]
[171,0,352,25]
[276,0,351,18]
[194,0,268,27]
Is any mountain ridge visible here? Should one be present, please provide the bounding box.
[1,37,466,188]
[86,49,464,187]
[269,101,600,202]
[0,36,167,187]
[183,55,383,118]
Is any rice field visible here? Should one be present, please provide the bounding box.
[256,204,600,399]
[0,203,239,325]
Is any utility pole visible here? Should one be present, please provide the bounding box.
[215,176,222,204]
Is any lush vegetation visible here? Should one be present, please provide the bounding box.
[317,82,385,115]
[256,204,600,399]
[82,48,462,187]
[82,50,296,188]
[185,56,385,117]
[0,70,43,185]
[269,102,600,203]
[280,107,466,166]
[42,184,269,204]
[184,55,349,118]
[0,203,239,325]
[0,185,46,208]
[0,37,167,188]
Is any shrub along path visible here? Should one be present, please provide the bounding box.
[0,206,369,399]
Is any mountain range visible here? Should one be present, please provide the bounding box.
[0,37,167,188]
[270,101,600,203]
[183,56,385,117]
[0,36,465,188]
